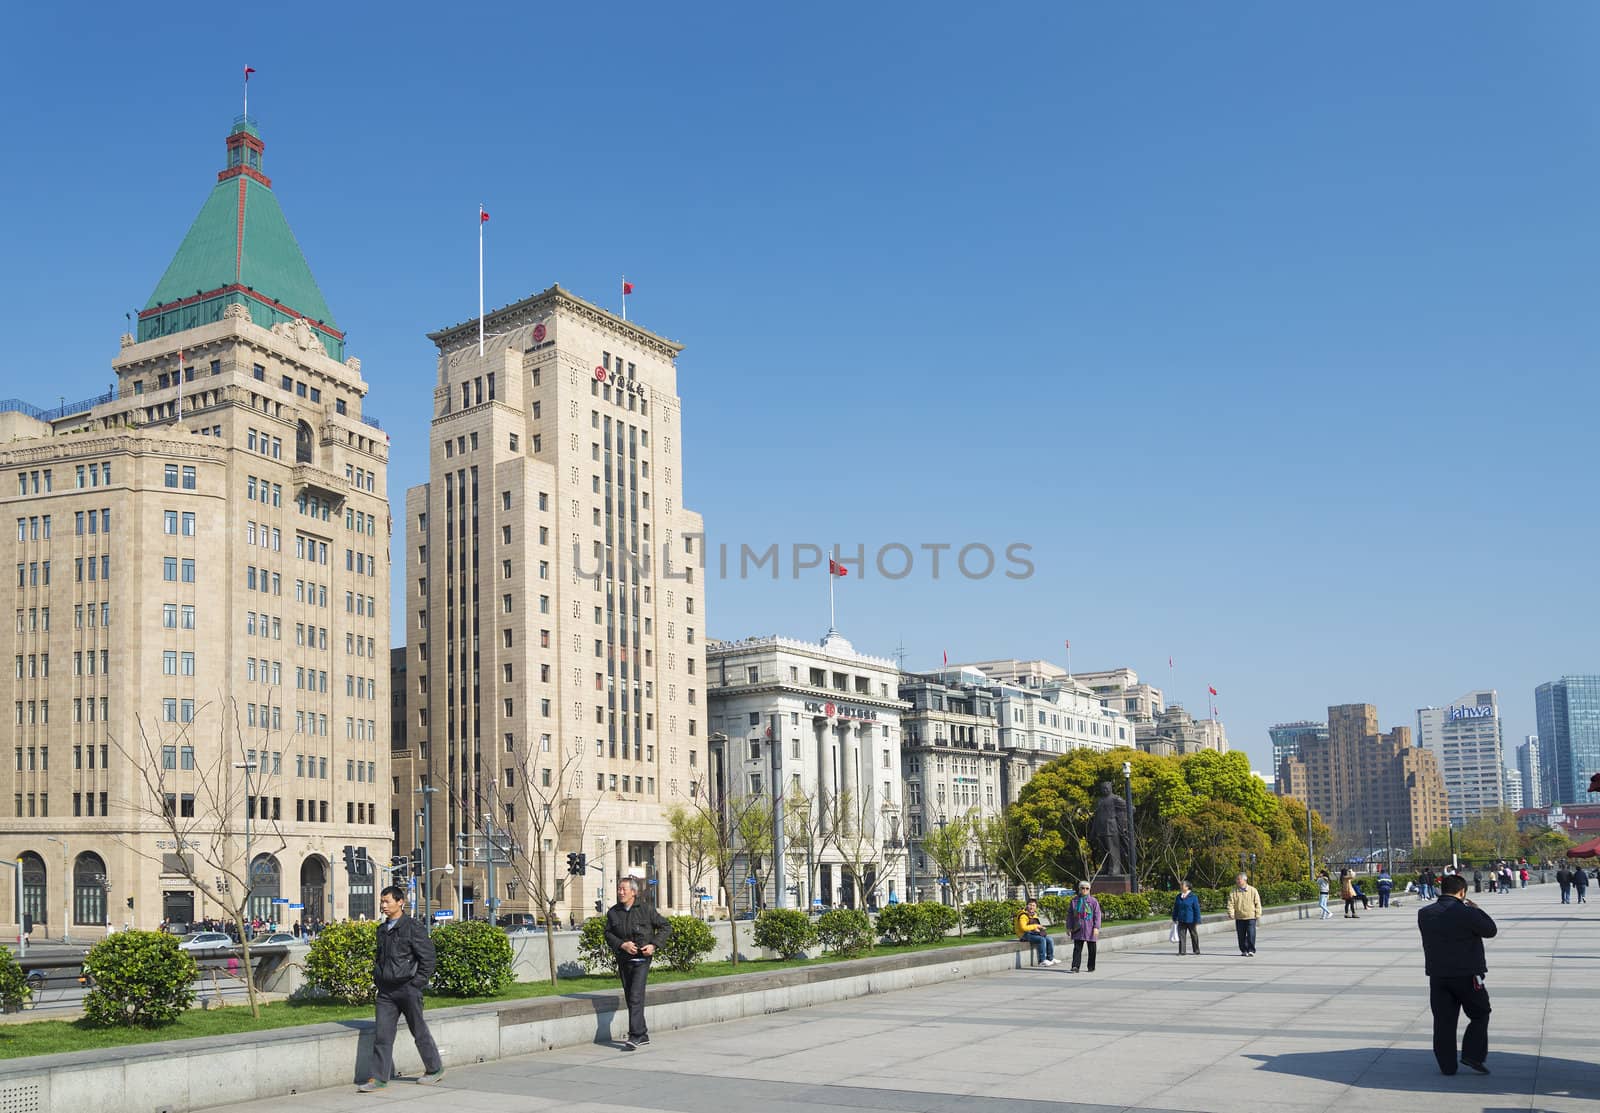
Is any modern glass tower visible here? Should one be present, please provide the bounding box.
[1534,677,1600,806]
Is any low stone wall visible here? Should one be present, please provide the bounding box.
[0,904,1317,1113]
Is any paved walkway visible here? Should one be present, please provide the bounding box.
[209,888,1597,1113]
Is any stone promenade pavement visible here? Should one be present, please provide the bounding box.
[209,888,1597,1113]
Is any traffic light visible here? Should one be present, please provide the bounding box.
[565,852,580,876]
[342,845,355,873]
[354,847,370,877]
[410,848,423,878]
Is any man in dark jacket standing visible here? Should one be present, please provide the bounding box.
[358,885,444,1092]
[1417,873,1497,1076]
[605,876,672,1050]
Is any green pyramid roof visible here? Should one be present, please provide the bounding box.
[139,118,343,359]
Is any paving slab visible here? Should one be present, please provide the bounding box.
[205,889,1599,1113]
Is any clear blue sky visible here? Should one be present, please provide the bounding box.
[4,3,1596,777]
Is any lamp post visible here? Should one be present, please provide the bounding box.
[42,836,68,943]
[1122,760,1137,893]
[415,784,439,918]
[233,761,257,921]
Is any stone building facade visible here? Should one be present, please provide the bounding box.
[0,115,390,936]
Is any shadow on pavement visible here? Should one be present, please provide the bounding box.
[1245,1049,1599,1098]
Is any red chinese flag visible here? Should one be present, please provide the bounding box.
[828,558,848,577]
[1208,685,1218,696]
[244,66,256,78]
[943,650,948,666]
[622,281,634,295]
[480,209,490,223]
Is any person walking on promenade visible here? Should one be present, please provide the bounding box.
[605,876,672,1049]
[1418,873,1497,1076]
[1574,864,1589,904]
[1419,867,1435,900]
[1519,864,1529,889]
[1067,881,1102,973]
[1556,864,1571,904]
[1340,870,1360,918]
[1316,871,1333,920]
[1377,868,1393,908]
[1227,873,1263,956]
[358,886,444,1093]
[1172,879,1201,954]
[1016,899,1055,965]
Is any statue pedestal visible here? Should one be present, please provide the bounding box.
[1090,875,1134,895]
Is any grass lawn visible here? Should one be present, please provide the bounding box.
[0,933,998,1060]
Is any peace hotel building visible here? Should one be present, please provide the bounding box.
[0,116,391,935]
[399,288,705,920]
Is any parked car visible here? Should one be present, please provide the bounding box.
[256,932,300,945]
[495,913,538,930]
[176,932,232,952]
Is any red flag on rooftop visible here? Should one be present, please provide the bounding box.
[1208,685,1218,696]
[828,558,848,577]
[943,650,948,667]
[244,66,256,78]
[622,280,634,295]
[480,209,490,223]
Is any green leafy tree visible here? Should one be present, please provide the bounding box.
[577,916,615,974]
[81,931,198,1028]
[666,804,715,910]
[920,811,976,933]
[736,800,776,913]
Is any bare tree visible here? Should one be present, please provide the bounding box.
[681,776,774,967]
[112,702,286,1018]
[821,789,906,910]
[736,801,775,914]
[496,737,603,986]
[973,813,1037,899]
[783,790,825,909]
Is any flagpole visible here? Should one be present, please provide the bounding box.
[828,549,836,631]
[478,205,485,357]
[243,68,248,119]
[621,276,627,322]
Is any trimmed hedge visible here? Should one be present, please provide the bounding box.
[0,948,28,1011]
[876,902,959,944]
[754,909,818,957]
[815,909,874,957]
[658,915,716,972]
[81,930,198,1028]
[431,920,514,996]
[303,920,379,1003]
[577,916,615,974]
[961,899,1024,936]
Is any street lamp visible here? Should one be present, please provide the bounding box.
[42,836,69,943]
[415,784,440,917]
[1121,760,1137,893]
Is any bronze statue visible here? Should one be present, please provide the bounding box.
[1089,781,1134,876]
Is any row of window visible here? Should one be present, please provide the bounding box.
[298,494,333,521]
[245,521,282,549]
[345,591,377,617]
[245,429,283,458]
[15,515,51,541]
[347,466,376,493]
[345,549,376,576]
[163,510,198,535]
[162,557,197,583]
[297,580,328,607]
[75,464,111,488]
[345,508,376,536]
[75,510,109,535]
[245,476,282,504]
[346,633,378,657]
[16,470,52,495]
[163,465,198,489]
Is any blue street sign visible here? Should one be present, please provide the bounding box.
[745,877,757,885]
[432,909,455,920]
[288,903,304,910]
[647,878,658,885]
[270,897,290,904]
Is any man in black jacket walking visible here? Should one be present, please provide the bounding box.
[358,885,444,1092]
[1417,873,1497,1076]
[604,876,672,1050]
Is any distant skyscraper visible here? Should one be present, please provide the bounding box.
[1503,767,1523,811]
[1516,735,1543,810]
[1416,691,1504,825]
[1269,721,1327,783]
[1278,703,1449,849]
[1535,677,1600,805]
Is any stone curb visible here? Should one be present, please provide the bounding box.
[0,903,1318,1112]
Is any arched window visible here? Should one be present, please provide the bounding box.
[73,852,107,926]
[247,854,282,921]
[296,421,314,465]
[20,852,46,928]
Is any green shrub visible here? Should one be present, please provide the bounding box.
[0,949,29,1011]
[1097,893,1151,921]
[1037,895,1071,926]
[658,915,716,972]
[961,899,1023,936]
[755,908,817,956]
[815,909,873,957]
[304,920,378,1003]
[873,903,919,945]
[578,916,616,974]
[431,920,514,996]
[81,930,197,1027]
[913,902,959,942]
[1197,886,1229,913]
